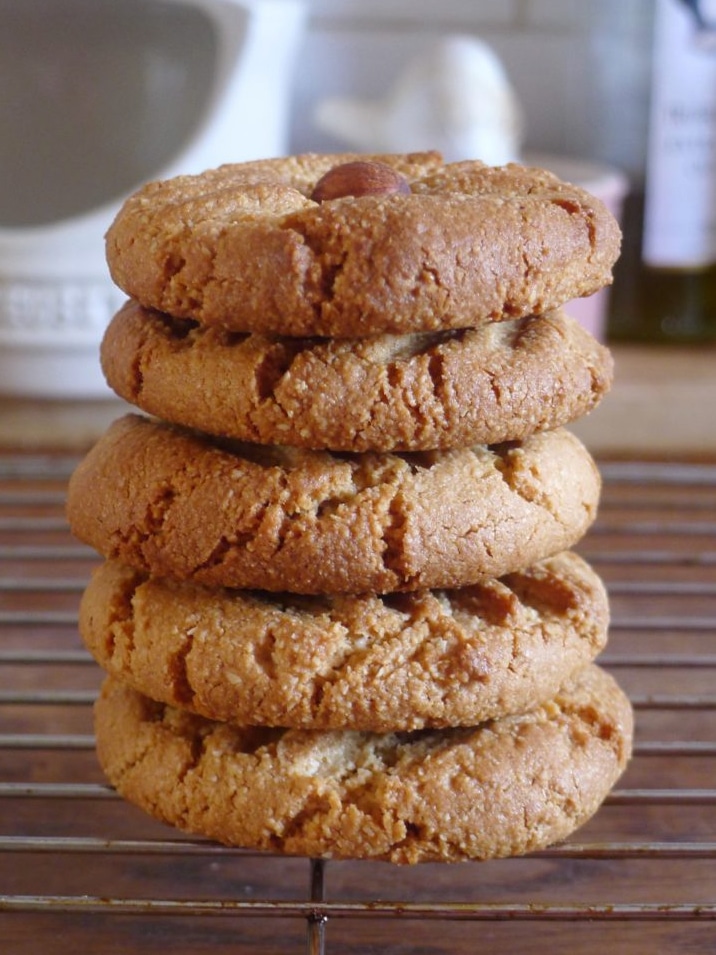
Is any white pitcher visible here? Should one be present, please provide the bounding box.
[0,0,306,397]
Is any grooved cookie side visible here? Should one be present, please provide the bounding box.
[101,302,614,452]
[93,665,633,863]
[79,551,609,731]
[66,415,602,594]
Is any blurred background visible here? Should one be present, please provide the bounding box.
[0,0,714,451]
[292,1,648,173]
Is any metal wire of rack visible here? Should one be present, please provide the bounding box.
[1,451,716,954]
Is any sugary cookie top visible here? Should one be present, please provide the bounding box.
[105,152,622,337]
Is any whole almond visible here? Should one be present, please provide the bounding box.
[310,161,411,202]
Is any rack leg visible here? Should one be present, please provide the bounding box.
[306,858,327,955]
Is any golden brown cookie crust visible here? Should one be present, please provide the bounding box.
[80,552,609,731]
[94,665,633,863]
[105,153,622,337]
[101,301,614,452]
[66,415,602,594]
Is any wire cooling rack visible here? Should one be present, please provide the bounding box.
[1,450,716,954]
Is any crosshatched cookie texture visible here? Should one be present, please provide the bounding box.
[94,665,633,864]
[66,415,602,595]
[80,552,609,732]
[101,301,614,452]
[104,152,622,338]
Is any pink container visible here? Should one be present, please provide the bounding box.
[525,154,629,341]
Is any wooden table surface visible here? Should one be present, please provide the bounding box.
[1,344,715,954]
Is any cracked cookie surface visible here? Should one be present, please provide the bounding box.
[101,301,613,452]
[66,414,601,594]
[80,551,609,731]
[94,664,632,863]
[105,152,622,337]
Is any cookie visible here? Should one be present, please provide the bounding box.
[94,664,632,863]
[101,301,614,452]
[66,415,601,594]
[80,551,609,732]
[105,152,621,338]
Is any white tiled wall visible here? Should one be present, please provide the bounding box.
[288,0,652,179]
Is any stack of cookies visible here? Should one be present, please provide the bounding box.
[67,152,633,864]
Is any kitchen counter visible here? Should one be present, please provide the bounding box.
[573,343,716,458]
[0,344,714,456]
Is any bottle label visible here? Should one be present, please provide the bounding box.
[643,0,716,268]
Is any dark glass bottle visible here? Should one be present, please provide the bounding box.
[609,0,716,343]
[609,197,716,343]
